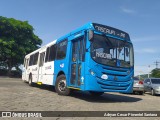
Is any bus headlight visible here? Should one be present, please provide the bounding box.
[101,74,108,80]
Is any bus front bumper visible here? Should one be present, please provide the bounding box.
[84,75,133,93]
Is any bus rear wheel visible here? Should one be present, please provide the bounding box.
[89,91,104,96]
[55,75,70,96]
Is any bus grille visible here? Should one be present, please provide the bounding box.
[97,79,130,90]
[97,66,131,90]
[102,67,129,77]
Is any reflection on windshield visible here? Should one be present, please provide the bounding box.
[91,34,134,68]
[151,79,160,84]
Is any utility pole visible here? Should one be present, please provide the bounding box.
[148,65,150,78]
[154,61,160,69]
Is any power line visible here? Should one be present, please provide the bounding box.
[154,61,160,69]
[135,64,155,67]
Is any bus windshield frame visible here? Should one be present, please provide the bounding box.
[90,33,134,68]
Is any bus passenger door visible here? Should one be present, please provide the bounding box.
[38,52,45,83]
[70,36,85,88]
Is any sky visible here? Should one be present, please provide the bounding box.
[0,0,160,76]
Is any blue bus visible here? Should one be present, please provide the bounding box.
[22,22,134,96]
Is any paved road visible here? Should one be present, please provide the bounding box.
[0,77,159,120]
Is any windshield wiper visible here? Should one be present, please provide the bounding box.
[102,34,113,47]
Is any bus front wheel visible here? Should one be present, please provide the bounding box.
[89,91,104,96]
[55,75,70,96]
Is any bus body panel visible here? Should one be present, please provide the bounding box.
[38,61,54,85]
[53,31,86,91]
[30,65,39,83]
[22,40,57,85]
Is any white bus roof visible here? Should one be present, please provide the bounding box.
[25,39,57,58]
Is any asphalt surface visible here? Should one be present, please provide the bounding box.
[0,77,160,120]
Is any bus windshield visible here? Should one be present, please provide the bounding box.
[91,34,134,68]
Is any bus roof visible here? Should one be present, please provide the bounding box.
[56,22,130,43]
[25,22,130,58]
[25,39,57,58]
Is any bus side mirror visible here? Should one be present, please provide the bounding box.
[89,30,94,41]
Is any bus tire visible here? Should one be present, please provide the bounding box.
[55,74,70,96]
[89,91,104,96]
[28,74,34,86]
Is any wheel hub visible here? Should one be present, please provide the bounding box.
[58,80,66,91]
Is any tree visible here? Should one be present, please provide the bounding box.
[0,16,42,75]
[151,68,160,78]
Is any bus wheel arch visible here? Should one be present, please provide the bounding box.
[55,72,70,96]
[57,71,65,78]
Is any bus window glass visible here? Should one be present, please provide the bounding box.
[56,40,67,60]
[79,38,83,61]
[29,55,34,66]
[117,47,125,61]
[33,52,39,65]
[45,47,50,62]
[49,44,56,61]
[39,52,45,67]
[72,41,78,62]
[91,34,134,68]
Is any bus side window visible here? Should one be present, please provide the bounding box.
[33,52,39,65]
[39,52,45,67]
[29,52,39,66]
[45,47,50,62]
[45,44,56,63]
[56,40,67,60]
[29,55,34,66]
[49,44,56,61]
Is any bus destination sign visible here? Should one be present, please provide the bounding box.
[93,23,130,40]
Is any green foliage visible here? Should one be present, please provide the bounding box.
[0,69,22,78]
[135,74,150,80]
[0,16,42,74]
[0,69,7,76]
[151,68,160,78]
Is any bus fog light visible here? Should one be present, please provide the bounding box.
[101,74,108,80]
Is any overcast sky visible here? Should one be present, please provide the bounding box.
[1,0,160,75]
